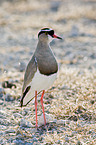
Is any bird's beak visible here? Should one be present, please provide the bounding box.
[52,34,62,39]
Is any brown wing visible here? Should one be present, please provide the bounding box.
[22,55,37,93]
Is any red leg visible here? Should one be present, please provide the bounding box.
[40,90,46,125]
[35,91,38,127]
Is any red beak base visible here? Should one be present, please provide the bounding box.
[52,34,62,39]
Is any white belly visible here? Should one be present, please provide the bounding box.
[22,69,57,106]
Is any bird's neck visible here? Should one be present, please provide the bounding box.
[37,40,50,51]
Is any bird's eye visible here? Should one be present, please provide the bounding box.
[45,32,48,35]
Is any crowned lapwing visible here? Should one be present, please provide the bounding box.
[20,28,62,127]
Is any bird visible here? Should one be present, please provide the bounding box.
[20,28,62,127]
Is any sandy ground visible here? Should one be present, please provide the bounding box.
[0,0,96,144]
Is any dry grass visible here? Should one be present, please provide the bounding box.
[51,66,96,118]
[1,65,96,144]
[43,66,96,144]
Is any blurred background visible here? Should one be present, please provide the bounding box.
[0,0,96,73]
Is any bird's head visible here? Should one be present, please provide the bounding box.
[38,28,62,42]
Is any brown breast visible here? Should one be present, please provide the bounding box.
[35,45,58,76]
